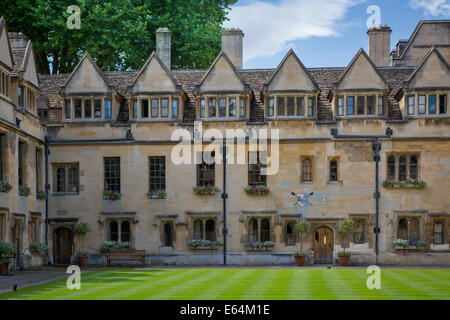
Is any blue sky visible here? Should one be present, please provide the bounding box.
[223,0,450,68]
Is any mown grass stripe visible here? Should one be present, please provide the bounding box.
[195,269,253,300]
[308,270,337,300]
[286,269,313,300]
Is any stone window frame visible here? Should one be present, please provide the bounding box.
[196,151,215,188]
[104,157,120,193]
[396,215,424,241]
[241,212,276,244]
[0,66,10,98]
[196,94,249,121]
[29,213,41,243]
[35,148,44,193]
[52,163,79,194]
[186,212,220,243]
[429,215,449,246]
[265,93,318,119]
[106,218,133,243]
[334,92,386,118]
[156,214,178,248]
[385,153,421,182]
[63,95,116,122]
[248,151,267,186]
[162,221,175,247]
[130,94,182,121]
[18,140,27,188]
[348,214,374,247]
[403,91,449,117]
[149,156,166,193]
[280,216,302,246]
[191,218,217,242]
[328,157,341,184]
[300,155,314,183]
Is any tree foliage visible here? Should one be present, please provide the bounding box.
[1,0,237,74]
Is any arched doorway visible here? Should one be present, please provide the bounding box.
[313,226,334,264]
[53,227,73,264]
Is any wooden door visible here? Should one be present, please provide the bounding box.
[53,228,73,264]
[313,227,334,264]
[12,219,22,265]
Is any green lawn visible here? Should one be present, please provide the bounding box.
[1,268,449,300]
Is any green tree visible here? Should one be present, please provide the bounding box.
[1,0,237,74]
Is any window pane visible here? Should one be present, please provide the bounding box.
[84,99,92,118]
[347,96,354,115]
[240,98,246,118]
[378,96,384,115]
[434,223,443,245]
[208,98,216,117]
[229,98,236,117]
[307,98,315,117]
[410,156,418,180]
[18,142,24,186]
[205,220,215,241]
[302,158,312,182]
[297,97,305,116]
[132,100,138,119]
[337,97,344,116]
[219,98,226,117]
[418,95,426,114]
[18,86,24,108]
[277,97,285,116]
[74,99,82,118]
[387,155,395,181]
[65,99,71,119]
[261,219,270,242]
[439,95,447,114]
[172,99,179,118]
[68,166,78,192]
[141,99,149,118]
[121,221,130,242]
[407,96,415,115]
[161,99,168,118]
[94,99,101,118]
[429,95,436,114]
[409,219,419,240]
[399,155,407,181]
[151,99,159,118]
[104,99,112,118]
[287,97,295,116]
[149,157,165,192]
[193,220,203,240]
[367,96,375,115]
[110,221,118,241]
[268,98,274,117]
[330,160,338,181]
[56,167,65,192]
[104,157,120,192]
[248,151,267,186]
[164,223,173,246]
[197,152,215,187]
[357,96,365,115]
[199,99,205,118]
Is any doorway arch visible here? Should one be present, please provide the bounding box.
[313,226,334,264]
[53,227,73,264]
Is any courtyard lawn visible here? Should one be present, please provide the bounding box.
[0,268,449,300]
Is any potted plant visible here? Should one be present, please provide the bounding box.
[36,191,47,200]
[244,185,270,195]
[28,242,48,255]
[0,181,12,193]
[294,220,310,266]
[193,185,220,195]
[338,218,357,266]
[187,240,221,249]
[147,189,166,199]
[74,222,92,266]
[0,242,14,274]
[19,185,31,197]
[103,190,122,200]
[100,241,134,253]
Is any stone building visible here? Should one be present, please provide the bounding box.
[0,18,449,266]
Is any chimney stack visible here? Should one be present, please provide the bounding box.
[8,32,29,49]
[367,25,392,67]
[156,27,172,69]
[221,28,244,69]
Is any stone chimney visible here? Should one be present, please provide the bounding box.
[155,27,172,69]
[221,28,244,69]
[367,25,392,67]
[8,32,29,49]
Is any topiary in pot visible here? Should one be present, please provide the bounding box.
[294,221,310,266]
[74,222,92,267]
[338,218,357,266]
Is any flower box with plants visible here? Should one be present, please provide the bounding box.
[244,185,270,195]
[147,189,166,199]
[0,181,12,193]
[383,178,426,189]
[19,185,31,197]
[0,242,14,275]
[74,222,92,266]
[28,242,48,255]
[103,190,122,200]
[338,218,357,266]
[193,185,220,195]
[187,239,221,250]
[36,191,47,200]
[244,241,275,251]
[393,239,427,250]
[294,220,310,266]
[100,241,135,253]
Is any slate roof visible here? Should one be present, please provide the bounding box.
[37,65,415,124]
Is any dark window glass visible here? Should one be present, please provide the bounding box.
[94,99,101,118]
[141,99,149,118]
[286,223,294,245]
[161,99,169,118]
[36,149,41,192]
[439,95,447,114]
[149,157,165,193]
[287,97,295,116]
[229,98,236,117]
[164,222,173,246]
[357,96,365,115]
[68,166,78,192]
[74,99,82,118]
[151,99,159,118]
[307,98,315,117]
[208,98,216,117]
[104,157,120,192]
[297,97,305,116]
[302,158,312,182]
[18,86,24,108]
[84,99,92,118]
[367,96,375,115]
[261,219,270,242]
[193,219,203,240]
[277,97,285,116]
[199,99,205,118]
[205,219,215,241]
[219,98,226,117]
[132,100,138,119]
[398,218,407,239]
[56,167,65,192]
[197,152,215,187]
[429,95,436,114]
[248,152,267,186]
[109,221,118,241]
[121,221,130,242]
[434,222,444,245]
[248,218,258,242]
[387,155,395,181]
[410,155,418,180]
[18,142,25,186]
[399,155,407,181]
[240,98,246,118]
[409,218,419,240]
[0,135,3,180]
[378,96,384,115]
[330,160,338,182]
[347,96,354,115]
[354,221,364,244]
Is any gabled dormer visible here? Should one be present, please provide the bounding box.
[60,53,120,122]
[0,17,13,101]
[262,49,319,119]
[402,47,449,117]
[194,51,251,120]
[128,52,185,121]
[331,49,389,118]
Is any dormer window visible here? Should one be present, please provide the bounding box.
[197,96,247,120]
[130,96,182,121]
[104,99,112,118]
[64,97,115,121]
[335,94,385,117]
[266,94,316,118]
[403,92,448,117]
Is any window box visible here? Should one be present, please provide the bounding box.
[36,191,47,200]
[383,179,426,189]
[103,190,122,201]
[147,190,166,199]
[244,185,270,195]
[187,240,221,249]
[393,239,426,250]
[19,185,31,197]
[244,241,274,251]
[0,181,12,193]
[430,244,449,251]
[193,186,220,195]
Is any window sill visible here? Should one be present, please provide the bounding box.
[406,115,449,119]
[131,118,181,123]
[267,116,315,120]
[328,181,342,185]
[197,117,248,122]
[244,246,273,251]
[188,247,219,250]
[301,181,313,185]
[52,192,79,196]
[336,115,386,120]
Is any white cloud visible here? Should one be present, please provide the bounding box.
[409,0,450,16]
[223,0,366,62]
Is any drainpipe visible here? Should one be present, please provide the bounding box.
[330,128,393,265]
[44,136,50,265]
[222,142,228,265]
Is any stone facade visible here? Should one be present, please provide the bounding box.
[0,17,449,266]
